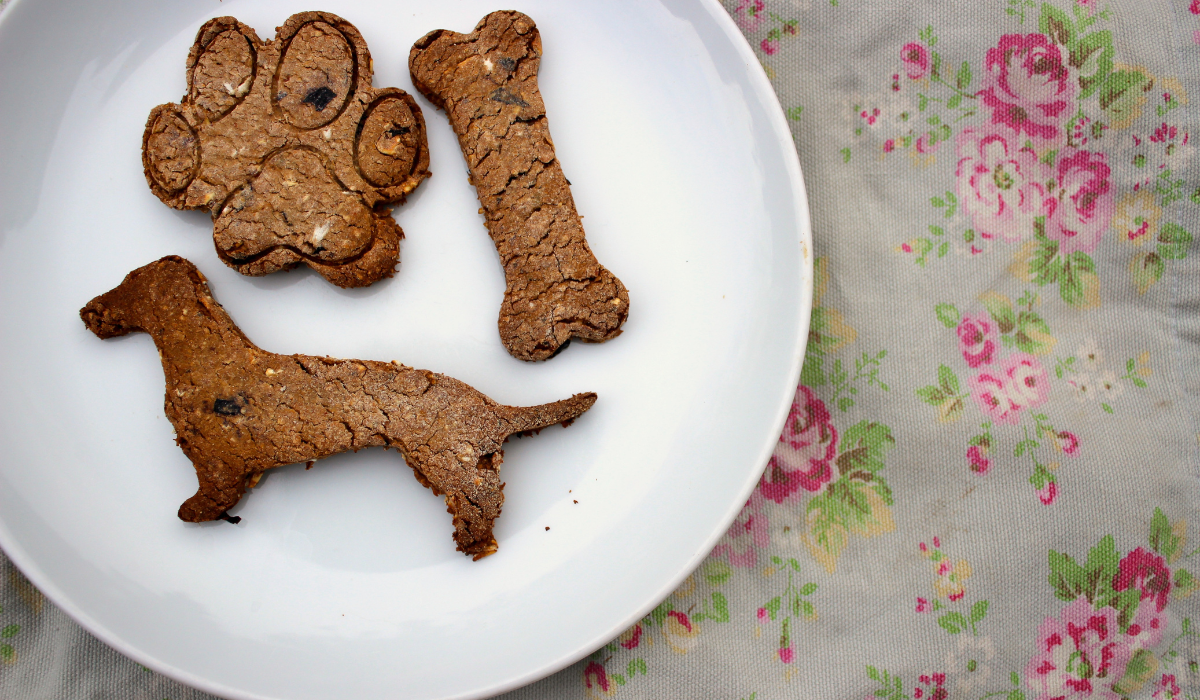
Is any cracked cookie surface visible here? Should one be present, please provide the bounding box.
[143,12,430,288]
[80,256,596,558]
[409,11,630,361]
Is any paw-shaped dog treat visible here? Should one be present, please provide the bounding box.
[410,11,630,361]
[143,13,431,288]
[81,256,597,558]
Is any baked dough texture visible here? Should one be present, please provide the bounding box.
[143,12,431,288]
[80,256,596,558]
[410,11,630,361]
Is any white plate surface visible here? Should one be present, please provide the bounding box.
[0,1,811,698]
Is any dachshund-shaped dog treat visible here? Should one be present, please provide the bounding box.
[143,13,431,288]
[80,257,595,558]
[409,11,630,361]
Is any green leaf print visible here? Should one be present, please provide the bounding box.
[1073,30,1114,98]
[837,422,895,474]
[1099,68,1148,126]
[935,303,960,328]
[1024,234,1062,286]
[1149,507,1180,561]
[1038,3,1075,47]
[916,385,946,405]
[980,292,1016,333]
[938,365,961,396]
[1113,648,1157,695]
[1157,222,1193,260]
[969,600,989,624]
[1131,251,1165,294]
[1175,569,1200,598]
[1013,311,1055,355]
[955,61,972,90]
[765,596,781,621]
[938,611,969,634]
[704,560,732,585]
[0,624,18,639]
[1049,534,1139,630]
[1057,252,1098,308]
[1048,549,1088,602]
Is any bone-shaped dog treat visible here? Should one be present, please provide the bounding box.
[143,13,431,288]
[80,257,595,558]
[409,11,630,361]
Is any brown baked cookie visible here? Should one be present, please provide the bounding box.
[80,256,595,559]
[409,11,629,361]
[143,13,431,288]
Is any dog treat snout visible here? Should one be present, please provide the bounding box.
[410,11,630,361]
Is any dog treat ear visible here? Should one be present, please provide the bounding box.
[141,12,430,288]
[409,11,630,361]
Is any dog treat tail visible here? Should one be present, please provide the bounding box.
[501,392,597,436]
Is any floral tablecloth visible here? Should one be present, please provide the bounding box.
[3,0,1200,698]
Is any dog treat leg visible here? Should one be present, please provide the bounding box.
[409,11,630,361]
[81,256,596,558]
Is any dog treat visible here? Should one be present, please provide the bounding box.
[410,11,629,361]
[143,13,431,288]
[81,256,595,559]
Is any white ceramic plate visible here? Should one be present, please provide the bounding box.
[0,1,811,698]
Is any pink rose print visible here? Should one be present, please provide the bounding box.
[711,491,770,568]
[915,132,940,155]
[583,661,614,698]
[757,607,770,622]
[761,385,838,502]
[957,313,998,367]
[1193,0,1200,13]
[1056,431,1080,455]
[663,610,702,653]
[969,369,1022,425]
[967,444,991,474]
[956,127,1052,243]
[1037,480,1058,505]
[913,672,948,700]
[618,623,643,650]
[1153,674,1182,699]
[901,42,930,80]
[733,0,766,32]
[1025,598,1133,700]
[1125,599,1166,652]
[916,597,931,613]
[1001,353,1050,412]
[761,453,833,502]
[761,38,779,55]
[979,34,1076,144]
[1044,150,1114,255]
[967,354,1050,427]
[778,644,795,664]
[1113,547,1172,612]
